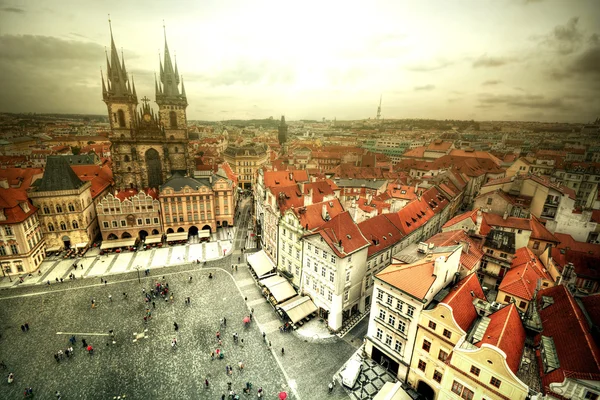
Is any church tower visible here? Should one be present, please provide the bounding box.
[278,115,288,145]
[155,27,191,176]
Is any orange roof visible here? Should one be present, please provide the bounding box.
[535,285,600,393]
[441,273,485,332]
[426,140,453,152]
[387,184,418,200]
[426,230,483,271]
[377,259,437,300]
[442,209,479,230]
[482,213,531,231]
[270,185,306,213]
[476,304,526,373]
[358,214,404,257]
[555,232,600,256]
[303,180,337,203]
[71,164,113,199]
[499,248,551,301]
[294,199,345,232]
[0,168,43,189]
[264,169,309,188]
[313,211,369,258]
[0,188,36,224]
[403,146,425,158]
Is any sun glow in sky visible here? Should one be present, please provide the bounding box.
[0,0,598,122]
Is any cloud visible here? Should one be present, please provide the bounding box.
[405,59,453,72]
[414,84,435,91]
[482,80,502,85]
[542,17,584,54]
[570,44,600,76]
[473,55,513,68]
[477,93,574,110]
[1,6,25,13]
[202,59,295,86]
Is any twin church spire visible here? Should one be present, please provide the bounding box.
[102,19,186,105]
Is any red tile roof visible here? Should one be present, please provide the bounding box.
[442,209,479,230]
[294,199,345,232]
[0,168,44,189]
[0,188,37,224]
[377,259,437,300]
[426,140,453,152]
[554,233,600,256]
[263,169,309,188]
[270,185,306,213]
[426,230,483,271]
[441,273,486,332]
[387,184,418,201]
[551,247,600,280]
[499,248,551,301]
[302,180,337,203]
[482,213,532,231]
[71,164,113,199]
[358,214,404,257]
[477,304,526,373]
[580,293,600,328]
[402,146,425,158]
[313,211,370,258]
[535,285,600,393]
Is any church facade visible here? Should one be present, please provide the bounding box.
[102,25,193,190]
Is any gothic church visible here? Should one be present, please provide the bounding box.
[101,23,193,189]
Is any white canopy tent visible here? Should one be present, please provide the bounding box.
[247,250,276,278]
[100,238,136,250]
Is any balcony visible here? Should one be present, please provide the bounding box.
[544,199,559,207]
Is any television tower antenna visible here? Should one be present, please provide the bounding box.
[376,95,382,120]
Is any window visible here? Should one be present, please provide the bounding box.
[585,392,599,400]
[519,301,526,309]
[438,349,448,361]
[48,223,55,231]
[344,291,349,301]
[385,334,392,346]
[433,370,443,383]
[490,377,502,389]
[72,220,79,229]
[68,203,75,212]
[328,291,332,301]
[486,198,493,205]
[377,290,383,300]
[533,241,540,250]
[407,305,415,317]
[504,295,512,303]
[307,244,311,251]
[330,255,335,263]
[386,295,393,305]
[169,111,177,128]
[470,365,480,376]
[103,221,110,229]
[388,315,395,327]
[397,300,404,312]
[0,246,6,255]
[346,271,350,282]
[428,321,437,330]
[394,340,402,353]
[117,109,126,127]
[60,221,67,230]
[451,381,474,400]
[330,272,334,282]
[112,221,118,228]
[43,205,50,214]
[500,252,507,258]
[376,328,383,340]
[145,218,151,225]
[443,329,452,339]
[313,263,318,273]
[137,218,143,225]
[154,218,159,224]
[379,310,386,320]
[314,247,318,255]
[56,205,62,213]
[4,226,12,236]
[119,220,126,227]
[422,339,431,352]
[10,244,18,254]
[322,250,327,259]
[417,360,427,372]
[348,255,352,262]
[321,267,326,277]
[398,320,406,333]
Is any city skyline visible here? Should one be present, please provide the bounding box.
[0,0,599,122]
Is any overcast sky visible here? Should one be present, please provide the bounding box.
[0,0,598,122]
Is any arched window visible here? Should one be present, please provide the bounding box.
[175,147,179,153]
[169,111,177,128]
[72,220,79,229]
[56,204,63,213]
[124,155,130,162]
[68,203,75,212]
[43,205,50,214]
[59,221,67,230]
[127,167,132,172]
[117,109,126,128]
[47,223,55,232]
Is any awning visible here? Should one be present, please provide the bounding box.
[166,232,188,242]
[277,295,318,323]
[259,275,297,304]
[144,235,163,244]
[75,243,88,249]
[198,230,210,238]
[247,250,275,278]
[373,382,413,400]
[100,238,136,250]
[46,246,62,252]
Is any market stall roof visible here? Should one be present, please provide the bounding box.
[277,295,318,323]
[144,235,162,244]
[166,232,188,242]
[198,230,210,238]
[100,238,136,250]
[247,250,275,278]
[259,275,297,303]
[46,246,62,252]
[75,243,88,249]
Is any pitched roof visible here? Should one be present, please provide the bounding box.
[529,215,559,243]
[551,247,600,280]
[426,230,483,271]
[499,248,551,301]
[476,304,526,373]
[313,211,370,258]
[441,273,486,332]
[580,293,600,328]
[377,259,437,300]
[358,214,405,257]
[263,169,309,188]
[0,188,36,224]
[535,285,600,393]
[302,180,337,203]
[36,156,84,192]
[71,164,113,199]
[442,209,479,230]
[554,233,600,256]
[0,168,43,189]
[294,199,345,232]
[161,174,210,192]
[482,212,531,231]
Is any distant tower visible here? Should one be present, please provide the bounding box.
[278,115,288,146]
[376,95,382,120]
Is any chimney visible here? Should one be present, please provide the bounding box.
[460,240,470,254]
[322,204,327,220]
[503,210,509,220]
[475,210,483,234]
[433,256,446,277]
[367,193,372,203]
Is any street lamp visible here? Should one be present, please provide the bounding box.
[134,265,141,283]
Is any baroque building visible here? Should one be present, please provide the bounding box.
[102,24,193,190]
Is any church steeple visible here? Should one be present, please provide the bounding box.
[103,18,136,103]
[156,24,186,105]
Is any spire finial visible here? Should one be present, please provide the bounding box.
[163,19,166,41]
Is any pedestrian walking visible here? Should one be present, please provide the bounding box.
[100,278,103,284]
[55,390,62,399]
[174,322,179,331]
[262,332,266,342]
[223,317,227,327]
[268,340,272,348]
[54,353,59,363]
[104,280,107,286]
[204,378,209,388]
[171,338,177,349]
[82,338,87,348]
[123,292,128,299]
[152,301,156,309]
[20,325,25,333]
[281,347,285,356]
[108,294,112,302]
[69,335,76,345]
[216,331,220,340]
[235,264,238,272]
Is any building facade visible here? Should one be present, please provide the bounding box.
[223,143,269,190]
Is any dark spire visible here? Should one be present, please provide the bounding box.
[278,115,288,145]
[104,17,135,101]
[154,73,161,96]
[101,69,107,97]
[156,22,187,107]
[181,76,187,98]
[131,75,137,97]
[160,23,180,97]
